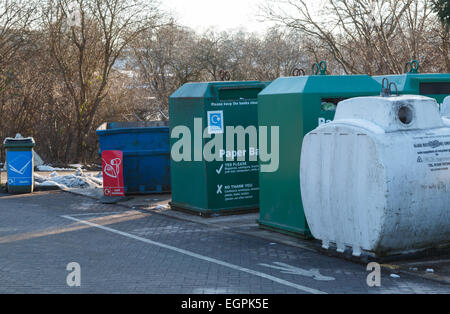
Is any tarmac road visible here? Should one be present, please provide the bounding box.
[0,191,449,294]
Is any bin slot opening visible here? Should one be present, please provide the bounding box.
[218,88,263,101]
[420,82,450,95]
[321,98,348,112]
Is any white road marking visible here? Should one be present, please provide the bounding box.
[62,215,327,294]
[259,262,335,281]
[67,211,127,217]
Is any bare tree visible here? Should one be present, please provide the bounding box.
[262,0,448,74]
[41,0,159,162]
[258,27,309,79]
[195,30,231,80]
[131,23,203,120]
[0,0,35,94]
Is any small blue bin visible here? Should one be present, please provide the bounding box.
[96,121,171,194]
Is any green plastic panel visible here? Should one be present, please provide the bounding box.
[258,75,382,237]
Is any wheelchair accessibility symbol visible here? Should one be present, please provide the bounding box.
[208,111,224,134]
[8,178,15,185]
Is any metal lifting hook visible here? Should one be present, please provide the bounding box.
[292,67,306,77]
[312,61,327,75]
[380,78,399,97]
[404,60,420,74]
[218,70,231,81]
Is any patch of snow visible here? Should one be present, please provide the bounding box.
[83,172,103,179]
[51,175,99,189]
[49,171,58,178]
[34,171,102,190]
[69,164,84,169]
[36,165,55,171]
[34,174,47,183]
[390,274,400,279]
[36,165,73,171]
[38,180,62,188]
[75,168,83,176]
[87,176,103,186]
[426,269,434,273]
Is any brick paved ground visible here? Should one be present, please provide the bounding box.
[0,191,449,294]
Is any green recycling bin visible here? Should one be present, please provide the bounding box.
[373,61,450,104]
[169,81,269,215]
[258,75,382,237]
[3,137,35,194]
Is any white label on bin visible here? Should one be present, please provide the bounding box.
[208,111,224,134]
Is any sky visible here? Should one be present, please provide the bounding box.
[161,0,275,34]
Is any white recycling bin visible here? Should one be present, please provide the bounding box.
[300,95,450,257]
[441,96,450,126]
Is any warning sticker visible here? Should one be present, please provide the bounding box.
[413,137,450,172]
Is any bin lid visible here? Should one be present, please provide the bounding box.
[170,81,268,101]
[3,137,35,148]
[334,95,443,132]
[258,75,381,97]
[97,121,169,131]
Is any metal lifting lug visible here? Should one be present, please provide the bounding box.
[380,78,399,97]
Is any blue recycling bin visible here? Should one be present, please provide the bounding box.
[96,121,171,194]
[3,137,35,194]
